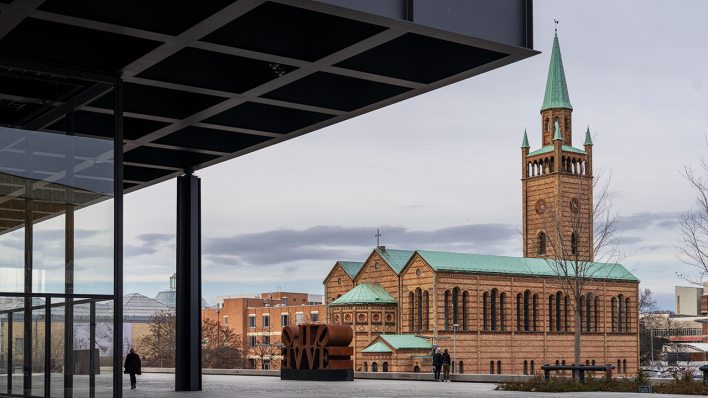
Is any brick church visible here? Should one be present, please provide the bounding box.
[323,33,640,375]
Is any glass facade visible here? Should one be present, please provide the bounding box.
[0,68,121,398]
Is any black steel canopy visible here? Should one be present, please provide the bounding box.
[0,0,538,193]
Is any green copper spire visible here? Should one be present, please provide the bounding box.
[521,129,530,148]
[584,126,593,146]
[553,120,562,141]
[541,33,573,111]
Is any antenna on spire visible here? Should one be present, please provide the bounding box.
[554,19,559,33]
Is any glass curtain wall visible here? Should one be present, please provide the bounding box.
[0,65,121,398]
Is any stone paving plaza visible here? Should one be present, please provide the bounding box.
[122,373,686,398]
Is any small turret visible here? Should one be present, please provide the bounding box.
[521,129,530,178]
[584,126,593,176]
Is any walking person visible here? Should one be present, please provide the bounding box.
[433,347,443,382]
[124,348,142,389]
[441,348,451,382]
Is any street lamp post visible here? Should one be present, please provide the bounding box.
[453,324,459,373]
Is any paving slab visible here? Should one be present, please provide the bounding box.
[123,373,688,398]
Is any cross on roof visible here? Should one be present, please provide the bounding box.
[375,229,382,247]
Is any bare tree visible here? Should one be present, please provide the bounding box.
[138,310,245,369]
[527,143,631,369]
[676,156,708,284]
[638,288,670,367]
[136,309,176,368]
[202,318,246,369]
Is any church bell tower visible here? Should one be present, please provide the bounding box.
[522,32,594,261]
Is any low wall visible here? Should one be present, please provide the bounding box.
[140,368,674,384]
[141,368,532,383]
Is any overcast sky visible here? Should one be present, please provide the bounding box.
[122,1,708,311]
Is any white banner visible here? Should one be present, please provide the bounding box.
[72,322,131,357]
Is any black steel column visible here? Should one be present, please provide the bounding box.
[45,297,51,398]
[89,301,95,398]
[7,315,12,395]
[175,172,202,391]
[113,78,124,398]
[65,110,75,398]
[24,129,34,397]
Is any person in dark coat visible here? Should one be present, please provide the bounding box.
[433,347,443,382]
[441,348,451,382]
[124,348,142,389]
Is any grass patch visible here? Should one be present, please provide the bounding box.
[496,368,708,394]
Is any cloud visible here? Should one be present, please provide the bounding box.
[202,223,518,267]
[136,234,173,245]
[124,234,174,258]
[618,236,643,245]
[618,212,683,232]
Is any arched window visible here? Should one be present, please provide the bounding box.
[594,296,599,332]
[530,360,535,374]
[372,362,378,372]
[625,297,630,333]
[556,292,562,332]
[364,362,368,372]
[523,360,528,375]
[409,292,415,332]
[586,293,592,332]
[417,288,423,331]
[618,295,624,333]
[459,361,464,374]
[497,361,502,375]
[617,360,620,373]
[548,294,554,330]
[571,231,578,255]
[623,360,627,374]
[611,297,616,333]
[545,118,550,132]
[499,292,505,331]
[579,295,585,331]
[483,292,489,331]
[532,294,538,331]
[452,362,455,373]
[523,290,530,331]
[586,360,590,366]
[564,295,569,331]
[592,360,595,366]
[383,362,388,372]
[555,360,560,374]
[462,291,468,331]
[444,290,450,331]
[516,293,523,331]
[539,232,547,255]
[413,365,420,373]
[491,289,497,331]
[452,288,459,327]
[424,290,430,331]
[490,361,494,374]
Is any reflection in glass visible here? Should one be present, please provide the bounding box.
[33,212,66,294]
[0,127,114,296]
[0,124,116,397]
[74,200,114,295]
